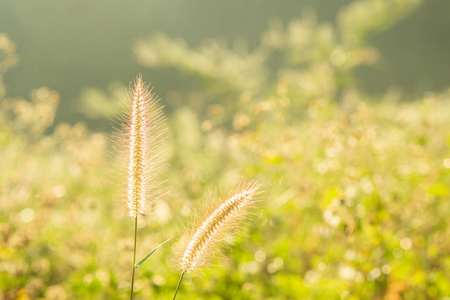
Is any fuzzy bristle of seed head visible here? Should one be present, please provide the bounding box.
[179,181,260,273]
[117,75,166,218]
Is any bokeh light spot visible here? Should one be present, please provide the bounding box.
[254,250,266,263]
[443,158,450,168]
[53,185,66,198]
[393,248,403,258]
[381,264,391,274]
[400,237,412,250]
[367,267,381,281]
[20,208,35,223]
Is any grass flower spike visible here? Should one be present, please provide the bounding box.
[173,181,260,299]
[116,75,166,299]
[120,75,165,218]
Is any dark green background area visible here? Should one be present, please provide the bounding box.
[1,0,449,125]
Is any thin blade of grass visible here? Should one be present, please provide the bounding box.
[134,237,172,269]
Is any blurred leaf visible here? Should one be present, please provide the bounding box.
[134,238,172,269]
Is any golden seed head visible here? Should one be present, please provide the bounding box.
[179,181,260,273]
[116,75,166,218]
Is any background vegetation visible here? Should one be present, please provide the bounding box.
[1,0,449,299]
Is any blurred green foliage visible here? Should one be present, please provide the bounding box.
[1,0,450,299]
[2,0,450,126]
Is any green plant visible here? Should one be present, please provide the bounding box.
[114,76,166,299]
[173,181,260,299]
[2,0,450,298]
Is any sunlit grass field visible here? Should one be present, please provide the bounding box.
[1,0,450,299]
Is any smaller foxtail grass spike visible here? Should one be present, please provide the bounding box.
[179,180,261,274]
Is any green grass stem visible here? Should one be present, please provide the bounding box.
[172,272,185,300]
[130,217,138,300]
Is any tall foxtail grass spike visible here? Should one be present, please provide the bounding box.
[115,75,167,299]
[117,75,166,218]
[179,181,260,273]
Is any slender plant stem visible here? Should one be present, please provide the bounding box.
[172,272,185,300]
[130,217,138,300]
